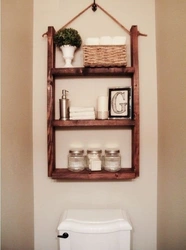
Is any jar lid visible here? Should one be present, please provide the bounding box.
[105,149,120,154]
[87,148,102,154]
[69,149,84,154]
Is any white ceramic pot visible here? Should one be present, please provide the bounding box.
[60,45,77,67]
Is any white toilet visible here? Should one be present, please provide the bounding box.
[57,209,132,250]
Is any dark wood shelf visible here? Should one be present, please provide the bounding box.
[46,25,140,180]
[53,119,135,128]
[51,168,136,180]
[51,67,135,78]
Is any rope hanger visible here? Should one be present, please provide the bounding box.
[43,1,147,37]
[58,1,131,34]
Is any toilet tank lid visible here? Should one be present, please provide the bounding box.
[57,209,132,233]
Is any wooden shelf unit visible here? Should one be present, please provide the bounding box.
[46,25,140,180]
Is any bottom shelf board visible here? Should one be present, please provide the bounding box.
[50,168,136,180]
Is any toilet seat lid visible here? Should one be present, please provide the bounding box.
[57,209,132,233]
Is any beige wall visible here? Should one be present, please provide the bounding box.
[33,0,157,250]
[1,1,34,250]
[156,1,186,250]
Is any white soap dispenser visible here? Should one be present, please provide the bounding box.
[59,89,69,120]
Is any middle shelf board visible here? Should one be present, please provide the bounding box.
[52,119,136,128]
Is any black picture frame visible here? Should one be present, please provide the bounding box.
[108,87,132,118]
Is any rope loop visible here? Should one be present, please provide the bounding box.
[42,2,147,37]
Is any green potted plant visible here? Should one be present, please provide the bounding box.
[54,28,82,67]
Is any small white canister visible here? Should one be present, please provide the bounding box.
[97,96,108,119]
[86,149,102,171]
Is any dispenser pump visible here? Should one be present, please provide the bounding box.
[62,89,68,99]
[59,89,69,120]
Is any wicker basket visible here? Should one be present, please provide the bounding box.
[83,45,127,67]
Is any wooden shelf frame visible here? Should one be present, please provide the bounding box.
[46,25,140,180]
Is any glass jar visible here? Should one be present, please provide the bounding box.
[68,149,85,172]
[104,149,121,172]
[86,149,102,171]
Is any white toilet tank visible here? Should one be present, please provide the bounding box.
[57,209,132,250]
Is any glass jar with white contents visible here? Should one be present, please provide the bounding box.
[68,149,86,172]
[104,149,121,172]
[86,149,102,171]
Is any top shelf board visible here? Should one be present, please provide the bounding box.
[50,67,135,77]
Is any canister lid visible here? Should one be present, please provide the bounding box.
[57,209,132,233]
[105,148,120,154]
[87,148,102,154]
[69,149,84,155]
